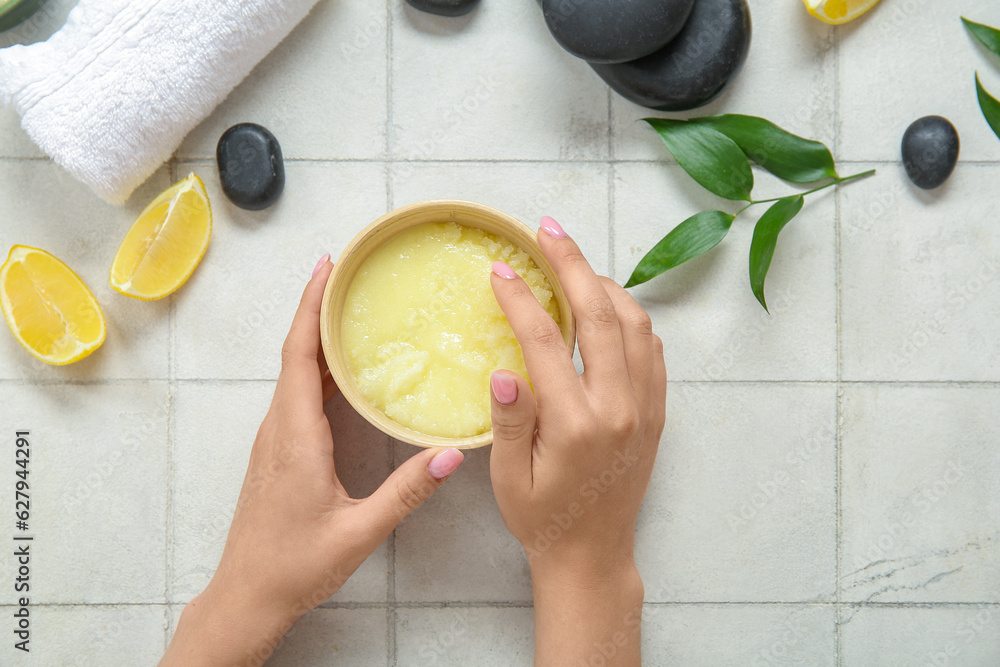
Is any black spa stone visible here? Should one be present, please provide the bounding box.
[406,0,480,17]
[590,0,752,112]
[901,116,960,190]
[542,0,696,64]
[216,123,285,211]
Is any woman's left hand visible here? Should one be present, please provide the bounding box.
[161,256,464,667]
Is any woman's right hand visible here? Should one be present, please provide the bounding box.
[488,216,666,666]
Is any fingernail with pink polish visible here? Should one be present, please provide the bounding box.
[428,447,464,480]
[540,216,567,239]
[491,261,517,280]
[313,254,330,277]
[491,372,518,405]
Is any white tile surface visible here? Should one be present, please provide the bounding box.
[394,442,532,603]
[177,0,388,161]
[171,383,390,604]
[0,383,168,604]
[169,381,269,601]
[642,604,836,666]
[391,1,609,161]
[0,161,172,380]
[395,606,533,667]
[2,0,1000,663]
[638,383,837,603]
[614,163,838,381]
[0,604,167,665]
[839,2,1000,162]
[172,161,388,380]
[840,163,1000,382]
[840,606,1000,667]
[840,384,1000,604]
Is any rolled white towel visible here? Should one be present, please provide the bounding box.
[0,0,320,204]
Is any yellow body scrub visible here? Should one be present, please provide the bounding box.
[341,222,560,438]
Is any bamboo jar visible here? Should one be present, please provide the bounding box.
[320,200,576,449]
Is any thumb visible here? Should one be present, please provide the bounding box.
[363,447,464,539]
[489,371,536,494]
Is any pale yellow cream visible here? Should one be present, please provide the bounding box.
[341,222,561,438]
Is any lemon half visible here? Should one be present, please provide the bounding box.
[0,246,106,365]
[110,173,212,300]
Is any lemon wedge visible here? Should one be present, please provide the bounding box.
[803,0,881,25]
[110,173,212,300]
[1,246,106,365]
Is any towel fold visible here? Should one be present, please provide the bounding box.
[0,0,319,204]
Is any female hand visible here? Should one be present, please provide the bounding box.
[489,217,667,666]
[162,256,464,667]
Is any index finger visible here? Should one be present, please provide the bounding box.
[490,261,581,405]
[537,217,629,391]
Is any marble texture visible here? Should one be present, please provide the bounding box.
[1,0,998,663]
[840,384,1000,604]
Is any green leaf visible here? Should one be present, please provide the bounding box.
[749,195,804,312]
[975,73,1000,141]
[692,114,839,184]
[643,118,754,201]
[962,17,1000,58]
[625,210,736,288]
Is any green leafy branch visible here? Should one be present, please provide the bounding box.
[625,115,874,311]
[962,17,1000,139]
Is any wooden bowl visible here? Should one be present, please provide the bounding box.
[320,200,576,449]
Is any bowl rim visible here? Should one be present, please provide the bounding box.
[319,199,576,449]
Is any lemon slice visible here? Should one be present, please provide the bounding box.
[110,173,212,300]
[1,246,106,365]
[803,0,881,25]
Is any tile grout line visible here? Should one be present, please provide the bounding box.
[164,157,178,650]
[832,22,843,667]
[6,378,1000,387]
[5,153,1000,167]
[385,5,396,665]
[149,157,1000,166]
[11,599,1000,609]
[385,0,395,219]
[607,87,616,281]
